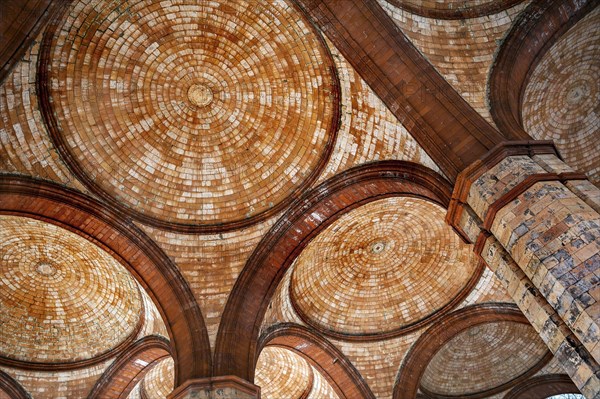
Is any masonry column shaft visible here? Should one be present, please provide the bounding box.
[447,141,600,395]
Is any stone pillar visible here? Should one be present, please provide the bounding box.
[447,141,600,396]
[168,376,260,399]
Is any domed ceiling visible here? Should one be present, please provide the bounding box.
[43,0,339,231]
[420,321,549,396]
[522,6,599,186]
[255,347,314,399]
[0,216,142,365]
[0,0,595,397]
[290,197,480,339]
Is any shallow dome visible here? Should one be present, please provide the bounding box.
[290,197,480,339]
[0,216,143,364]
[522,7,599,186]
[421,321,549,396]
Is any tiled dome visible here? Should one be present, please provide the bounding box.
[43,0,339,231]
[421,321,549,396]
[290,197,479,339]
[0,216,142,364]
[522,7,600,186]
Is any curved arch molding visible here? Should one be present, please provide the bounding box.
[382,0,525,20]
[214,161,470,380]
[393,303,553,399]
[0,175,211,385]
[488,0,597,139]
[259,323,376,399]
[88,335,171,399]
[0,370,30,399]
[503,374,580,399]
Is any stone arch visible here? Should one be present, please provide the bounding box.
[88,335,171,399]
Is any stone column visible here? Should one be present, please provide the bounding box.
[447,141,600,396]
[168,376,260,399]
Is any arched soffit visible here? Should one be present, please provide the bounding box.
[393,303,553,399]
[255,346,315,399]
[38,0,340,234]
[215,160,461,380]
[488,0,597,139]
[0,175,211,385]
[503,374,580,399]
[259,323,376,399]
[88,335,171,399]
[382,0,525,19]
[0,370,30,399]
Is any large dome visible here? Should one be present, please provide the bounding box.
[42,0,339,231]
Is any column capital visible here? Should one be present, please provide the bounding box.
[447,140,586,244]
[168,376,260,399]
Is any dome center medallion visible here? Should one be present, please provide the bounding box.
[35,261,57,277]
[370,241,387,254]
[188,84,213,107]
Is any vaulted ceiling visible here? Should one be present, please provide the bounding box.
[0,0,597,398]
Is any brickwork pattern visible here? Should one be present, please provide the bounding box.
[379,0,529,125]
[290,197,478,337]
[139,216,278,350]
[465,154,600,364]
[140,357,174,399]
[0,215,142,363]
[317,37,439,182]
[45,0,338,229]
[0,31,85,190]
[492,179,600,364]
[1,360,112,399]
[307,365,340,399]
[255,347,313,399]
[481,235,600,397]
[420,321,548,396]
[522,7,600,186]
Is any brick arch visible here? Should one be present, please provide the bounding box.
[0,175,211,385]
[0,370,30,399]
[214,161,458,380]
[258,323,375,399]
[88,335,171,399]
[488,0,597,139]
[382,0,525,19]
[503,374,580,399]
[393,303,552,399]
